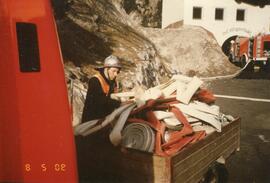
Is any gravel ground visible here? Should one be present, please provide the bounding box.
[208,70,270,183]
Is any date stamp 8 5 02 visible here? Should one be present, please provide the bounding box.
[24,163,66,172]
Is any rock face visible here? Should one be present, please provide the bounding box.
[140,26,239,77]
[52,0,238,90]
[120,0,162,28]
[53,0,169,90]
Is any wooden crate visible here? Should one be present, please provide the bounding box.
[77,118,241,183]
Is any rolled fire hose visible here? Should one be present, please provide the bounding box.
[109,103,136,146]
[121,123,155,153]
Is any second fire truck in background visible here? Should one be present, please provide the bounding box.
[229,33,270,70]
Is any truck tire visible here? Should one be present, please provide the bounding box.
[228,53,234,62]
[263,59,270,71]
[246,61,254,72]
[241,56,254,72]
[202,163,229,183]
[240,56,246,68]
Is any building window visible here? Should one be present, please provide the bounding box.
[16,22,41,72]
[236,9,245,21]
[215,8,224,20]
[193,7,202,20]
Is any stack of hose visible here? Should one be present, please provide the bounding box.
[121,97,208,156]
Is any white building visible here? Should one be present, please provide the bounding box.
[162,0,270,54]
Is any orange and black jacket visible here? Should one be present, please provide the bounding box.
[81,70,121,123]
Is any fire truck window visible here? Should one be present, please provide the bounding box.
[193,7,202,20]
[236,9,245,21]
[264,42,270,52]
[16,22,40,72]
[215,8,224,20]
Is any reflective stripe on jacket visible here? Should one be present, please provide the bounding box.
[93,73,118,96]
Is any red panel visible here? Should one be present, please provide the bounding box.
[238,37,249,57]
[0,0,78,182]
[263,35,270,42]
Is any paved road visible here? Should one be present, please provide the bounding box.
[208,72,270,183]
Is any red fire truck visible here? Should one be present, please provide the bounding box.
[229,33,270,70]
[0,0,78,182]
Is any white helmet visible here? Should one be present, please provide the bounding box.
[104,55,121,68]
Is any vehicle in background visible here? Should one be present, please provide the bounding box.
[229,33,270,71]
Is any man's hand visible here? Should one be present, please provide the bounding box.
[111,93,120,101]
[111,92,135,102]
[121,100,134,106]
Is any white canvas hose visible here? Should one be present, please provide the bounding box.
[121,123,155,153]
[200,60,270,103]
[109,103,137,146]
[201,59,252,81]
[79,103,134,136]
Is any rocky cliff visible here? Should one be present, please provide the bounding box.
[52,0,238,90]
[120,0,162,27]
[140,26,239,76]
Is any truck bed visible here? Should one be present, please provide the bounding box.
[77,118,241,183]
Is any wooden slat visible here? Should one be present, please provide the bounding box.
[183,141,239,183]
[172,124,239,172]
[171,118,240,183]
[171,118,240,163]
[173,134,239,182]
[112,149,171,183]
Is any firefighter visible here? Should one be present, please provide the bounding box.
[81,55,122,123]
[77,55,124,181]
[229,40,235,62]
